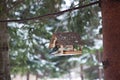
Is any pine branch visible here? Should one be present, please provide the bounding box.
[0,1,99,22]
[8,0,24,12]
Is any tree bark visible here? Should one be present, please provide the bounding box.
[0,1,11,80]
[101,0,120,80]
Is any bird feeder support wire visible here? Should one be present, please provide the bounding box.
[0,1,99,23]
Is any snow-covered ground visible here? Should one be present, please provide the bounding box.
[12,67,82,80]
[12,74,82,80]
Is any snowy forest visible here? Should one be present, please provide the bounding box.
[0,0,119,80]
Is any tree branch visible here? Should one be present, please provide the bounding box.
[8,0,24,12]
[0,1,99,22]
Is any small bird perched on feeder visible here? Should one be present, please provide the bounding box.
[49,46,59,54]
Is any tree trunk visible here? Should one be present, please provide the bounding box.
[36,74,38,80]
[26,72,30,80]
[101,0,120,80]
[80,64,84,80]
[0,1,11,80]
[0,17,11,80]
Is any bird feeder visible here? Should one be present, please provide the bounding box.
[49,32,82,56]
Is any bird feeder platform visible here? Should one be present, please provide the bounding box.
[49,32,82,56]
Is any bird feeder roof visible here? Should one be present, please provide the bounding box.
[49,32,82,48]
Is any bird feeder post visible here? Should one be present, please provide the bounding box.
[59,45,64,54]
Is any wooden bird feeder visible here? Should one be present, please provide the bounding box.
[49,32,82,56]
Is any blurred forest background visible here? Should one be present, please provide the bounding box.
[1,0,103,80]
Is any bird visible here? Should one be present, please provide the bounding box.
[49,46,59,54]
